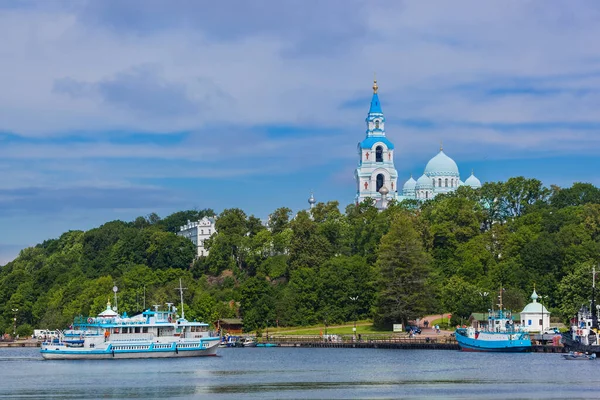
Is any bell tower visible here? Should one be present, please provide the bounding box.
[354,79,398,208]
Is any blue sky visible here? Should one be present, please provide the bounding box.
[1,0,600,264]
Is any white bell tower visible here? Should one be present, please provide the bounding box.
[354,79,398,208]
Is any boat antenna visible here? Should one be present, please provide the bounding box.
[178,278,187,320]
[592,266,598,329]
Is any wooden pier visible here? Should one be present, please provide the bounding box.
[0,340,40,348]
[266,335,566,352]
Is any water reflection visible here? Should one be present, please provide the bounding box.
[2,347,600,399]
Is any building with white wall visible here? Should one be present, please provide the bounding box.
[520,289,550,332]
[177,216,216,257]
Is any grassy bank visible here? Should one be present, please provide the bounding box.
[266,321,393,336]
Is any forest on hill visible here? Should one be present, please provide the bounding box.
[2,177,600,336]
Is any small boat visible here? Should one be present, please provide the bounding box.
[562,351,597,360]
[240,337,257,347]
[40,279,220,360]
[256,343,278,347]
[454,287,531,352]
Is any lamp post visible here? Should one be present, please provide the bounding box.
[540,295,548,333]
[349,296,359,339]
[11,308,18,339]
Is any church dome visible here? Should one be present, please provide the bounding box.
[465,172,482,189]
[415,174,433,189]
[424,150,460,177]
[403,176,417,191]
[521,289,549,314]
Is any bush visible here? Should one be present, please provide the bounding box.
[16,324,33,338]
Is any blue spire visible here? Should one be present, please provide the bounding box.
[369,93,382,114]
[368,78,383,114]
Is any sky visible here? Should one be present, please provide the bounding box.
[1,0,600,265]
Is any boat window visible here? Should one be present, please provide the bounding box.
[143,327,148,333]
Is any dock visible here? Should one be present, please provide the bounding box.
[0,340,40,348]
[266,335,566,352]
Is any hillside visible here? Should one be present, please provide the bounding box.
[2,178,600,336]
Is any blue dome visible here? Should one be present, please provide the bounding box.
[465,173,482,189]
[403,176,416,191]
[424,150,459,177]
[359,137,395,150]
[415,174,432,189]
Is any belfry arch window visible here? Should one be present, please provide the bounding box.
[425,191,429,199]
[445,178,449,187]
[451,179,454,187]
[376,174,384,192]
[432,179,435,187]
[438,178,442,187]
[375,120,380,129]
[376,146,383,162]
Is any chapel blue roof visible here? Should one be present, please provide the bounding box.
[359,136,395,150]
[369,93,382,114]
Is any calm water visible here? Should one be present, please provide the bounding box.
[1,347,599,399]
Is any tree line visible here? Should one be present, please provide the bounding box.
[2,177,600,336]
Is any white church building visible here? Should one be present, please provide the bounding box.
[355,79,482,208]
[520,289,551,333]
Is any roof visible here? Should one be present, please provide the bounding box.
[359,136,395,150]
[216,318,243,325]
[521,302,549,314]
[424,150,460,177]
[403,176,417,191]
[469,312,521,321]
[415,173,432,189]
[465,173,482,189]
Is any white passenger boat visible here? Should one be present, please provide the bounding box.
[41,281,219,360]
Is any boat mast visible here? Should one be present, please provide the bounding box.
[592,266,598,329]
[178,278,187,320]
[498,285,503,318]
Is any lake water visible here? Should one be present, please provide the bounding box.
[1,347,599,399]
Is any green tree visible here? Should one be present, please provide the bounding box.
[374,212,431,328]
[557,261,597,319]
[268,207,292,234]
[288,211,332,272]
[501,177,548,218]
[239,277,276,332]
[441,276,481,322]
[550,182,600,208]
